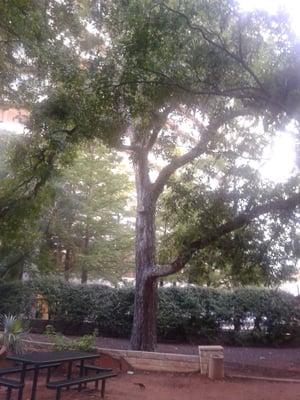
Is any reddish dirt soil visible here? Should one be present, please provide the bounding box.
[27,333,300,378]
[2,370,300,400]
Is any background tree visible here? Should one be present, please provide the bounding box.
[0,130,40,280]
[0,133,134,283]
[36,142,134,284]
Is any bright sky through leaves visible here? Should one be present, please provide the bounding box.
[239,0,300,37]
[261,133,296,182]
[240,0,299,168]
[239,0,299,182]
[239,0,300,294]
[1,0,299,182]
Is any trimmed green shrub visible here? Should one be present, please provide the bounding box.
[0,281,32,316]
[0,279,299,345]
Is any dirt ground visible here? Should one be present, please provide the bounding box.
[2,370,300,400]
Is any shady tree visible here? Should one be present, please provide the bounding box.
[1,0,300,351]
[104,0,300,350]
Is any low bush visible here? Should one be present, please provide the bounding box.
[46,326,96,352]
[0,279,299,345]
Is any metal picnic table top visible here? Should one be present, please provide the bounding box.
[7,350,99,365]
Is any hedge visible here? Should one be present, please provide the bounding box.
[0,279,299,345]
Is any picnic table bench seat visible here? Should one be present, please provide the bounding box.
[0,377,24,400]
[0,362,61,385]
[76,363,113,373]
[47,371,117,400]
[0,367,22,376]
[0,363,61,374]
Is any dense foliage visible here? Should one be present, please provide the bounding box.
[0,280,299,345]
[35,141,134,283]
[0,133,134,282]
[157,166,300,287]
[1,0,300,350]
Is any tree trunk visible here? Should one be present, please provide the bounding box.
[130,152,158,351]
[81,268,88,284]
[130,273,158,351]
[64,248,72,282]
[81,229,89,284]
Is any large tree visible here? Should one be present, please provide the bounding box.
[103,0,300,350]
[1,0,300,351]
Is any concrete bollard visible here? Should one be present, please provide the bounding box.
[198,345,224,375]
[208,355,224,380]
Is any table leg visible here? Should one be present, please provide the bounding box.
[6,387,12,400]
[46,367,52,384]
[18,364,27,400]
[30,365,39,400]
[78,359,85,391]
[56,388,61,400]
[101,379,106,398]
[67,361,72,391]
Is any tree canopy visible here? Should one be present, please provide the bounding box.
[0,133,134,283]
[36,142,134,283]
[1,0,300,350]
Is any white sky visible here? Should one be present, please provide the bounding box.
[238,0,299,183]
[239,0,300,37]
[0,122,24,134]
[261,132,296,182]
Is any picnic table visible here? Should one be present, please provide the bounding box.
[7,350,100,400]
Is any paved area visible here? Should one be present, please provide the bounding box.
[27,333,300,377]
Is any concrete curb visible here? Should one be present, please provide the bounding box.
[228,374,300,384]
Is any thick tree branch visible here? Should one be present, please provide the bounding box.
[99,76,265,103]
[151,133,212,201]
[138,68,263,101]
[152,192,300,278]
[146,106,173,150]
[151,109,252,200]
[116,143,138,152]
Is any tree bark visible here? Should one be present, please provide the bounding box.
[81,228,89,284]
[130,151,158,351]
[64,248,72,282]
[81,267,88,284]
[130,273,158,351]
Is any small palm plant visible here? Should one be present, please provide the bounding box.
[0,314,24,354]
